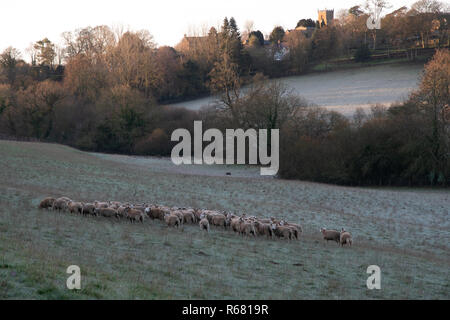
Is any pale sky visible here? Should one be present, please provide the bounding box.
[1,0,420,59]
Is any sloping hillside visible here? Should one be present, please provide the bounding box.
[0,140,448,299]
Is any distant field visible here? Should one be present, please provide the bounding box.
[169,63,424,115]
[0,140,448,299]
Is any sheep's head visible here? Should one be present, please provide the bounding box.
[270,223,277,230]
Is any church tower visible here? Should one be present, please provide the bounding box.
[318,9,334,26]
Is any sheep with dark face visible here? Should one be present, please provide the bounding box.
[340,228,353,247]
[39,197,55,209]
[280,221,302,240]
[193,209,204,222]
[230,217,241,233]
[116,205,129,219]
[211,213,227,228]
[82,203,95,216]
[171,210,184,225]
[239,219,257,237]
[164,213,180,228]
[126,208,145,223]
[52,197,70,211]
[199,214,210,232]
[181,209,196,224]
[271,223,293,240]
[145,206,168,220]
[68,201,83,214]
[224,213,235,228]
[254,221,273,238]
[94,207,118,218]
[320,228,341,244]
[145,206,158,219]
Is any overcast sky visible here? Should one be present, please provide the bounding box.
[1,0,420,57]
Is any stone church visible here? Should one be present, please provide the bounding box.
[318,9,334,26]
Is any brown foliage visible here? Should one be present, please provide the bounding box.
[134,128,170,155]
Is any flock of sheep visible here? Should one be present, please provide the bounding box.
[38,196,353,246]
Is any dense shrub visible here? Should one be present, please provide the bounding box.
[134,128,171,156]
[354,44,372,62]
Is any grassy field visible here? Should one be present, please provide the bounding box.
[0,140,448,299]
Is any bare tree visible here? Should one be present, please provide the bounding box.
[209,52,241,122]
[411,0,443,13]
[108,31,159,98]
[54,44,65,66]
[244,20,254,34]
[242,20,255,42]
[0,47,21,84]
[238,75,308,130]
[62,25,115,61]
[25,43,37,66]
